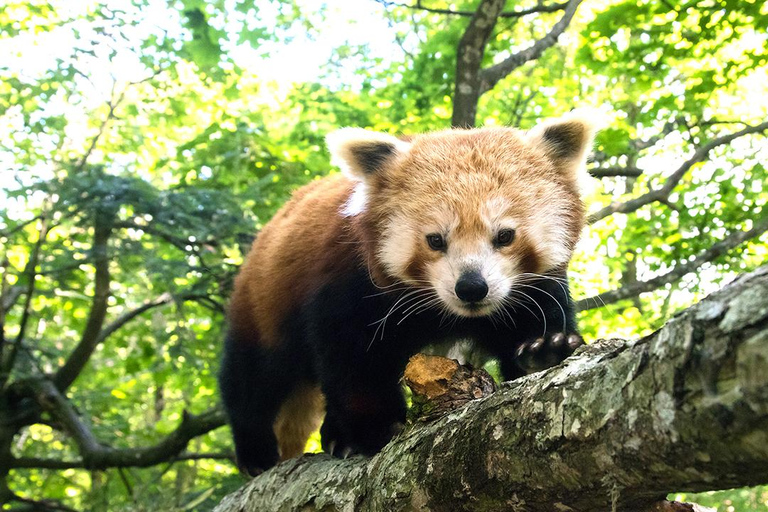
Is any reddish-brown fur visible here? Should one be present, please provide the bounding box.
[228,176,358,348]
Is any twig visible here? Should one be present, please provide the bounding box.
[589,166,644,178]
[576,212,768,311]
[74,81,125,173]
[117,467,134,500]
[588,121,768,224]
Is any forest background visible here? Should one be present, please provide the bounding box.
[1,0,767,510]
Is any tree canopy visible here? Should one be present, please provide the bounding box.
[1,0,766,510]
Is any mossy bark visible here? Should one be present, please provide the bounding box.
[214,266,768,512]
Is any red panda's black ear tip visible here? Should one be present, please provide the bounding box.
[326,128,411,179]
[527,109,605,173]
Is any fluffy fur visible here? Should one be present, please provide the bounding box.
[219,113,599,475]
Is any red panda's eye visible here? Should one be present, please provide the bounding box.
[426,233,446,251]
[494,228,515,247]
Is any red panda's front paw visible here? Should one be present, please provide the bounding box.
[320,416,359,459]
[515,332,583,375]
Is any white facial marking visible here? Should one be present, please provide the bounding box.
[525,195,572,270]
[340,182,367,217]
[379,214,417,281]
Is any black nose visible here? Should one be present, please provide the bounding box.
[455,271,488,303]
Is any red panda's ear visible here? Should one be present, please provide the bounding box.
[527,110,602,177]
[326,128,411,180]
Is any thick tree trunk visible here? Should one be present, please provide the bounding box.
[214,265,768,512]
[451,0,506,128]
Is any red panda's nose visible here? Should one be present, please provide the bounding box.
[455,271,489,303]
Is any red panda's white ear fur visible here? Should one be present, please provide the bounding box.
[326,128,411,181]
[527,109,602,178]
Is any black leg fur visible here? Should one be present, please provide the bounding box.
[307,270,413,458]
[218,332,308,475]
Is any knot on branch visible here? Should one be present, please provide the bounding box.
[404,354,496,422]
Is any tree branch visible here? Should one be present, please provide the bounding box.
[115,220,218,252]
[31,380,101,456]
[478,0,583,94]
[72,69,162,174]
[376,0,568,18]
[11,451,234,470]
[27,378,226,469]
[588,121,768,224]
[93,291,219,347]
[5,494,78,512]
[0,214,43,239]
[214,265,768,511]
[576,212,768,311]
[0,216,50,389]
[53,220,112,391]
[96,292,173,343]
[589,166,644,178]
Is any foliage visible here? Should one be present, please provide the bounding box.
[1,0,767,510]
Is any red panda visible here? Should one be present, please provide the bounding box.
[219,112,598,475]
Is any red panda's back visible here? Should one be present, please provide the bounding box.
[228,174,357,348]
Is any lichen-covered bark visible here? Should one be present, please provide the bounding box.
[214,266,768,512]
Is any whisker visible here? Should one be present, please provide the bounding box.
[508,289,547,337]
[364,286,420,298]
[368,289,430,349]
[517,273,569,295]
[398,296,442,325]
[496,303,518,330]
[514,283,567,334]
[397,293,438,321]
[504,291,540,321]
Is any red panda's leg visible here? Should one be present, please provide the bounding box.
[314,342,408,458]
[307,269,412,457]
[320,381,407,458]
[219,332,304,475]
[311,332,408,456]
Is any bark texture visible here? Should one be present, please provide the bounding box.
[214,265,768,512]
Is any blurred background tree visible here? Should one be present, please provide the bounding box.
[0,0,766,510]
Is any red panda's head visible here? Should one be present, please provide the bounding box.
[327,112,599,318]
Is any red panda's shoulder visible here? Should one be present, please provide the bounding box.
[228,174,360,347]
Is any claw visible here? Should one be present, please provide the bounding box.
[326,441,337,457]
[567,333,583,351]
[340,446,353,459]
[241,465,263,478]
[390,422,405,436]
[550,332,566,348]
[529,337,545,353]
